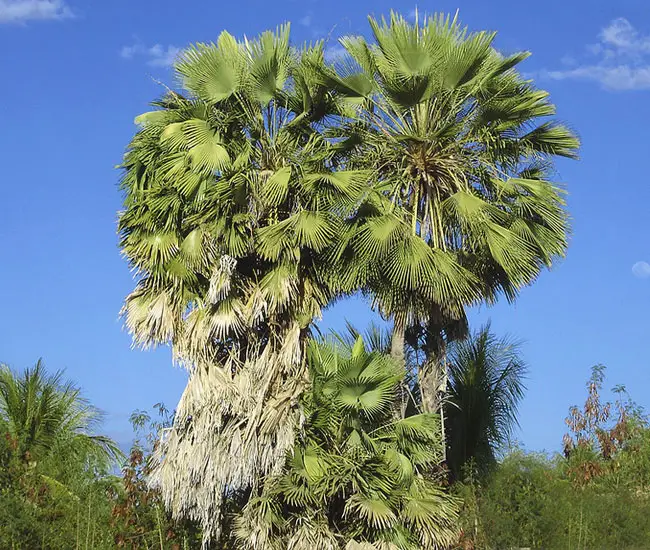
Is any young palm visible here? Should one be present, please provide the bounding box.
[0,360,120,471]
[445,325,527,479]
[325,12,578,411]
[118,26,370,543]
[234,336,459,549]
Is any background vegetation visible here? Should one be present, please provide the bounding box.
[2,355,649,549]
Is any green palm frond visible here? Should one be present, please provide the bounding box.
[325,10,578,320]
[445,323,527,478]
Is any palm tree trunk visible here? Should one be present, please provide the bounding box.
[420,325,448,462]
[391,320,406,367]
[391,319,408,418]
[420,327,446,413]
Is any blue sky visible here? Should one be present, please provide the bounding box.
[1,0,649,452]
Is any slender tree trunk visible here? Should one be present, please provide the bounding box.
[85,496,92,550]
[391,318,408,418]
[419,327,445,413]
[391,319,406,367]
[420,324,448,462]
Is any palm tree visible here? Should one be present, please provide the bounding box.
[234,336,459,549]
[118,13,579,543]
[0,360,120,471]
[118,25,370,543]
[445,325,527,479]
[325,12,578,413]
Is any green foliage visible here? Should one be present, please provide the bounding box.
[329,12,579,329]
[467,450,650,550]
[111,405,202,549]
[457,366,650,550]
[0,360,121,469]
[0,361,203,549]
[0,361,122,549]
[119,25,366,363]
[234,337,459,549]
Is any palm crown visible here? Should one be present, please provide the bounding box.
[119,26,369,363]
[328,12,578,328]
[0,361,120,471]
[445,325,527,478]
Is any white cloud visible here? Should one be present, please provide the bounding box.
[600,18,650,52]
[632,261,650,279]
[324,44,346,63]
[299,14,311,27]
[560,55,577,67]
[544,18,650,91]
[543,65,650,91]
[0,0,73,23]
[121,43,181,68]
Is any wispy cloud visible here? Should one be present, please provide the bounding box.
[543,18,650,91]
[299,14,311,27]
[0,0,73,23]
[121,43,181,68]
[324,44,346,63]
[632,261,650,279]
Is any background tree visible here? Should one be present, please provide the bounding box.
[444,325,526,479]
[465,367,650,550]
[0,361,122,549]
[0,360,120,470]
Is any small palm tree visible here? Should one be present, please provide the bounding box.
[235,336,459,549]
[0,360,121,471]
[445,325,527,479]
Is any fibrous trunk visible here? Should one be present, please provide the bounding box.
[150,324,306,548]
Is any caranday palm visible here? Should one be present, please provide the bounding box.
[445,324,527,479]
[234,335,459,549]
[0,360,120,471]
[325,12,578,412]
[118,11,579,545]
[118,25,371,543]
